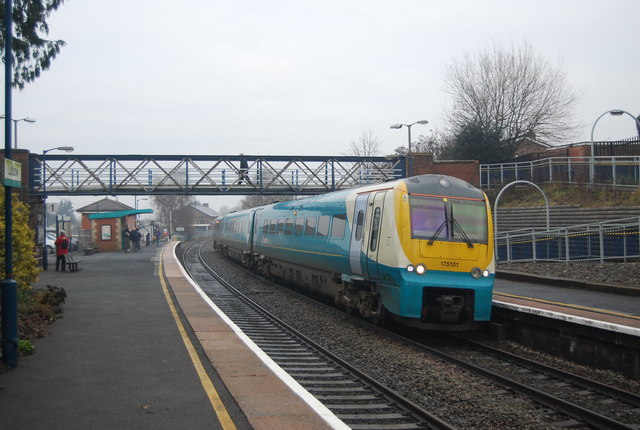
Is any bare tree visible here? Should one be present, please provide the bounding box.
[444,42,580,158]
[152,194,195,230]
[345,128,383,157]
[240,194,295,210]
[394,129,455,160]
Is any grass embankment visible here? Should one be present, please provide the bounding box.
[486,184,640,208]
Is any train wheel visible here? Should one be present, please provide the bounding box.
[344,305,356,316]
[370,305,389,328]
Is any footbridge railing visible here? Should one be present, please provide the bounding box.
[30,154,406,196]
[480,155,640,188]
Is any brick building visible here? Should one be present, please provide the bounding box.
[410,153,480,186]
[76,198,153,252]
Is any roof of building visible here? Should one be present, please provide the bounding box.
[190,204,219,218]
[76,198,133,213]
[88,209,154,220]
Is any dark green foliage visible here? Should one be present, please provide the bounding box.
[450,122,508,164]
[0,0,66,89]
[16,284,66,340]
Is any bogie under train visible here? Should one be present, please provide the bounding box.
[213,174,495,330]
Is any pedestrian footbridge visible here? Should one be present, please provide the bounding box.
[33,153,407,196]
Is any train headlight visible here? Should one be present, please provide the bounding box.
[415,264,427,275]
[471,267,482,279]
[407,265,415,272]
[483,270,490,278]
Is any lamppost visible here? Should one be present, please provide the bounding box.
[0,115,36,149]
[42,146,74,270]
[2,0,16,367]
[590,109,640,185]
[390,119,429,176]
[135,197,148,210]
[135,197,148,225]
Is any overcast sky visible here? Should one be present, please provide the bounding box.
[3,0,640,210]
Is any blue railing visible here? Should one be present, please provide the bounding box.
[497,216,640,263]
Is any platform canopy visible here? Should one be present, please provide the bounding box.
[88,209,153,219]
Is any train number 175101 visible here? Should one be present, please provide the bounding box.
[441,260,459,268]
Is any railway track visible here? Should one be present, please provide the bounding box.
[181,240,454,430]
[182,239,640,429]
[408,332,640,430]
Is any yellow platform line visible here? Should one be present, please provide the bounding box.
[158,248,238,430]
[494,291,640,320]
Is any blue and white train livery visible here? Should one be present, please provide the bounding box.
[213,174,495,330]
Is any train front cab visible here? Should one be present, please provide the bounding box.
[380,176,495,330]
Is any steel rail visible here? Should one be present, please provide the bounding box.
[452,334,640,408]
[179,239,455,430]
[198,239,638,430]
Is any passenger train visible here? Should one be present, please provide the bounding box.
[213,174,495,330]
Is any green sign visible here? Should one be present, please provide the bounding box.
[3,159,22,188]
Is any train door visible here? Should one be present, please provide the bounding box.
[365,191,386,279]
[250,208,262,253]
[349,194,369,275]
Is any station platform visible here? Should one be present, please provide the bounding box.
[494,271,640,336]
[0,242,346,430]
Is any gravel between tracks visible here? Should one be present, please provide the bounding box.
[199,247,565,429]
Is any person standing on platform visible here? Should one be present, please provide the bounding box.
[130,227,142,252]
[122,225,131,253]
[146,232,151,246]
[55,230,70,272]
[155,229,161,246]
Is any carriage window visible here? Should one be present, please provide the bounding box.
[317,215,330,237]
[305,216,317,236]
[330,214,346,238]
[369,208,381,251]
[285,217,294,235]
[294,217,304,235]
[270,219,277,234]
[277,218,286,234]
[354,210,364,241]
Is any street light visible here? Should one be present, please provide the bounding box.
[0,115,36,149]
[390,119,429,176]
[135,197,148,210]
[42,146,74,270]
[590,110,640,185]
[135,197,148,225]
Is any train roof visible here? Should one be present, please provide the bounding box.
[220,175,484,219]
[403,175,485,200]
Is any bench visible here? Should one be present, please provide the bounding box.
[84,244,100,255]
[66,255,83,272]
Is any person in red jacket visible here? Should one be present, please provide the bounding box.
[55,230,70,272]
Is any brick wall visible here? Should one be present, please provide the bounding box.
[411,153,480,186]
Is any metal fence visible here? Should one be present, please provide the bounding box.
[480,155,640,188]
[496,216,640,263]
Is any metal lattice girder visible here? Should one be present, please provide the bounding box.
[31,154,406,196]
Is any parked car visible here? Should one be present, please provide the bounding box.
[45,234,56,254]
